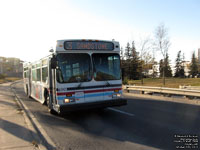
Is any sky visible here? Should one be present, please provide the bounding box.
[0,0,199,64]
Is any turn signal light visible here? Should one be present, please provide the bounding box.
[114,89,119,93]
[66,94,72,97]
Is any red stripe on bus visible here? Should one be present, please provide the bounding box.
[105,88,122,92]
[56,88,122,96]
[84,88,122,93]
[56,92,75,96]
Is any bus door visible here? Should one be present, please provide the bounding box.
[28,68,32,96]
[51,69,57,104]
[49,59,57,107]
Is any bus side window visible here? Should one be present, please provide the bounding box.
[24,72,27,78]
[32,69,36,81]
[36,68,41,82]
[42,67,48,83]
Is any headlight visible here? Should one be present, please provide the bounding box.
[64,99,70,103]
[64,98,75,103]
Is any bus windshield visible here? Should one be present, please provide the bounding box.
[56,53,92,83]
[92,53,121,81]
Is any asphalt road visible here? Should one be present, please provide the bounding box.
[12,81,200,150]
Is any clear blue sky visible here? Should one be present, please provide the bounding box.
[0,0,199,63]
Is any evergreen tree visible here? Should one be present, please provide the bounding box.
[165,54,172,77]
[159,53,172,77]
[122,41,141,80]
[175,50,185,77]
[123,42,131,79]
[130,41,141,80]
[190,52,198,77]
[124,42,131,60]
[159,59,164,77]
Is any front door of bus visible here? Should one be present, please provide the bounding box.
[50,68,56,106]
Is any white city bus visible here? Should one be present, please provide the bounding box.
[23,39,127,114]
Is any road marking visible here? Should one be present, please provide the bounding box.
[108,108,135,117]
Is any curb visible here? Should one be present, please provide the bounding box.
[10,81,57,150]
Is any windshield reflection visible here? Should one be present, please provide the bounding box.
[56,53,92,83]
[92,53,121,81]
[56,53,121,83]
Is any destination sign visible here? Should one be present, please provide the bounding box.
[64,41,114,50]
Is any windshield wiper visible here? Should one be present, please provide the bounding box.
[105,80,111,87]
[76,77,82,88]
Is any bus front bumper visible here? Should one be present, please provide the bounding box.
[58,99,127,113]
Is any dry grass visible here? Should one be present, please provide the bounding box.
[0,77,21,84]
[128,78,200,88]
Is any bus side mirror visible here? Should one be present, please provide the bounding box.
[51,55,57,69]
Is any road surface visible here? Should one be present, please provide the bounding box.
[11,81,200,150]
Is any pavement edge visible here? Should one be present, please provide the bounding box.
[10,81,57,150]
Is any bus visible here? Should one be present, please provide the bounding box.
[23,39,127,114]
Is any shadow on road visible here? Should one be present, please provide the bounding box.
[39,97,200,149]
[0,100,18,108]
[0,118,37,144]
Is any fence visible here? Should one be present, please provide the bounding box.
[125,85,200,98]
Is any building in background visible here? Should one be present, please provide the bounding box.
[147,64,160,78]
[170,64,176,77]
[181,61,190,77]
[0,56,23,77]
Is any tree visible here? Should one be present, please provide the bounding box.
[130,41,141,80]
[159,59,164,77]
[120,47,125,80]
[122,41,141,80]
[120,47,124,61]
[124,42,131,60]
[159,53,172,78]
[174,50,185,77]
[190,52,198,77]
[154,23,170,85]
[138,37,152,83]
[120,46,125,68]
[123,42,131,79]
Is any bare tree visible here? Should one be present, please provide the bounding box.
[138,37,152,84]
[154,23,171,86]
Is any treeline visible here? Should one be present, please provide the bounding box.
[120,41,173,80]
[120,23,200,85]
[121,42,141,80]
[120,43,200,81]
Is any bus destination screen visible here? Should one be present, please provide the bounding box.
[64,41,114,50]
